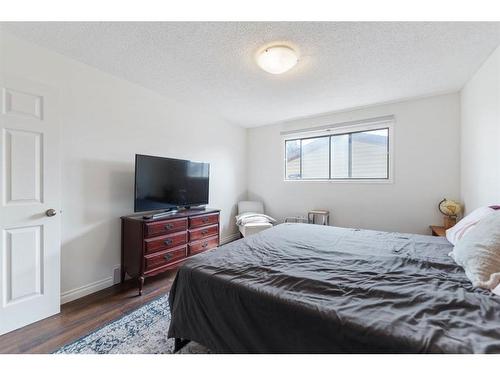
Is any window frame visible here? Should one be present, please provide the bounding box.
[283,121,394,183]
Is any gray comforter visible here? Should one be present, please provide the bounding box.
[168,223,500,353]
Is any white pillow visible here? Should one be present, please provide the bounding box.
[235,212,276,226]
[450,211,500,291]
[446,206,495,245]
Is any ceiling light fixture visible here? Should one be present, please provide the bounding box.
[256,45,299,75]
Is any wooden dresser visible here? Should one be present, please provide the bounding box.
[121,208,220,295]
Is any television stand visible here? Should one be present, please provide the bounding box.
[181,205,206,211]
[143,209,178,220]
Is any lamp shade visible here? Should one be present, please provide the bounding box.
[438,199,462,217]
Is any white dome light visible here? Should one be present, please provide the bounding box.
[256,45,299,75]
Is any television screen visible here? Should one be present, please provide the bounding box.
[134,154,210,212]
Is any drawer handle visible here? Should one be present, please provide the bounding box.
[202,241,208,248]
[164,223,174,230]
[202,217,209,222]
[163,253,173,261]
[201,230,208,235]
[164,238,173,245]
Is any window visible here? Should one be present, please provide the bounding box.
[285,127,390,180]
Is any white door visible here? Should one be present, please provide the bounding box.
[0,74,61,335]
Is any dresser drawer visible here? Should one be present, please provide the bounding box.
[188,236,219,256]
[189,224,219,241]
[144,232,187,255]
[144,245,187,272]
[144,218,187,238]
[189,213,219,229]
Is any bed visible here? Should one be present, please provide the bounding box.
[167,223,500,353]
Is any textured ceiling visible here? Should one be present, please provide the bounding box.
[1,22,500,127]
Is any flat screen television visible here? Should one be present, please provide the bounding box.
[134,154,210,212]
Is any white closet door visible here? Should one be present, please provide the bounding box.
[0,74,61,335]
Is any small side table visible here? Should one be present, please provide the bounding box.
[430,225,446,237]
[308,210,330,226]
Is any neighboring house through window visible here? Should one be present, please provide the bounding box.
[284,117,393,181]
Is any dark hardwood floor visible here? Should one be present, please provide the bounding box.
[0,271,177,354]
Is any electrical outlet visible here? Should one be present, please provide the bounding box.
[112,265,121,284]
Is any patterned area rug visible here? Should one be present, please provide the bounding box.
[54,294,210,354]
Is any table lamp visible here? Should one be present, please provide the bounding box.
[438,198,462,229]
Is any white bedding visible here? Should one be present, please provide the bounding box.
[235,212,276,226]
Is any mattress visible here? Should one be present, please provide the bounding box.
[167,223,500,353]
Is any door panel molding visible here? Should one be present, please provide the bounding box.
[2,128,43,206]
[3,225,44,306]
[2,87,43,120]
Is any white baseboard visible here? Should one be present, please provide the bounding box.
[60,232,240,305]
[221,232,240,244]
[60,276,114,305]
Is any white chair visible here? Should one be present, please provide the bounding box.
[237,201,274,237]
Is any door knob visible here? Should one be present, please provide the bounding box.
[45,209,57,217]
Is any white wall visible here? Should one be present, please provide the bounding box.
[247,93,461,234]
[460,45,500,213]
[0,32,247,302]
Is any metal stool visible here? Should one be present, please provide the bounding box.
[308,210,330,225]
